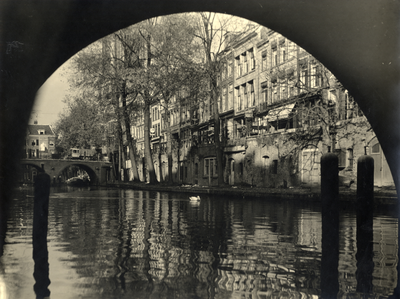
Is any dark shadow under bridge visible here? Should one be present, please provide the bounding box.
[20,159,111,185]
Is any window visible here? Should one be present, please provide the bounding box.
[281,48,286,63]
[250,49,255,70]
[371,143,380,153]
[272,82,278,103]
[228,84,233,110]
[236,56,241,77]
[272,160,278,174]
[310,66,317,88]
[261,82,268,104]
[315,65,321,87]
[300,70,308,89]
[347,148,354,169]
[335,149,347,169]
[204,157,217,177]
[222,62,226,79]
[261,51,267,71]
[222,87,227,112]
[237,87,242,110]
[272,47,278,66]
[228,60,233,77]
[345,92,361,119]
[195,163,198,176]
[244,84,248,109]
[249,81,255,106]
[243,53,248,74]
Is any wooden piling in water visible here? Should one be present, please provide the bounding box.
[33,173,51,298]
[320,153,339,298]
[356,155,374,294]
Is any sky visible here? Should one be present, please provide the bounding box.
[31,63,72,126]
[30,14,255,127]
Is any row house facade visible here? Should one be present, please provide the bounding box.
[127,27,394,188]
[21,123,56,183]
[24,123,56,159]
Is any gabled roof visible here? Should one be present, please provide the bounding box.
[26,124,55,136]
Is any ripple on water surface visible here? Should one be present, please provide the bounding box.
[0,187,397,298]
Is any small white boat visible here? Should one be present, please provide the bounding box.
[189,195,200,202]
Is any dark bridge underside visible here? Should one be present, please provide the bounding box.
[1,0,399,294]
[62,164,98,185]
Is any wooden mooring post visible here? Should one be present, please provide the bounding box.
[320,153,339,298]
[33,173,51,299]
[356,155,374,294]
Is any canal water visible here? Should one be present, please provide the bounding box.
[0,187,398,298]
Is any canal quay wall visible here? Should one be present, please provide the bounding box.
[104,181,397,204]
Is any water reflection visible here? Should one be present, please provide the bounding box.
[33,174,51,299]
[0,187,398,298]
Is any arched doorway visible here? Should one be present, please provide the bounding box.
[369,137,394,187]
[301,146,321,187]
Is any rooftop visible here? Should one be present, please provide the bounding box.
[26,124,55,136]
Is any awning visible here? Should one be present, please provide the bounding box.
[266,103,295,121]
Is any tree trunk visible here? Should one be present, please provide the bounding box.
[167,136,173,184]
[121,89,140,181]
[127,138,139,181]
[141,32,158,184]
[118,132,127,181]
[212,86,224,186]
[143,101,158,183]
[164,109,174,184]
[112,128,121,181]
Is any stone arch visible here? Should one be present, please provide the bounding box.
[20,162,45,173]
[57,163,98,185]
[19,162,45,183]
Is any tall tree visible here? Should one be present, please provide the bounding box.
[191,12,252,185]
[54,96,107,156]
[151,14,204,183]
[70,34,142,181]
[128,15,202,183]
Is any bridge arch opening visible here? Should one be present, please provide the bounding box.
[18,163,45,184]
[58,164,99,185]
[41,10,395,191]
[2,1,398,199]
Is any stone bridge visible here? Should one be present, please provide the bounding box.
[20,159,111,185]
